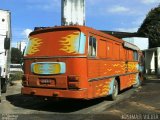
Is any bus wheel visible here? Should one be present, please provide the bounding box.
[110,80,118,100]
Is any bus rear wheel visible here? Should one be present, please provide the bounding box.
[110,80,118,100]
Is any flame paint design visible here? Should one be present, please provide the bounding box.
[95,80,112,96]
[26,37,42,55]
[59,32,80,54]
[128,62,137,72]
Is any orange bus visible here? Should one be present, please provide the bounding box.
[21,26,143,100]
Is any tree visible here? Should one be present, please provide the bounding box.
[138,5,160,48]
[11,47,23,64]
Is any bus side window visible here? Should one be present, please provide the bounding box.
[128,50,133,61]
[107,41,113,58]
[133,51,138,61]
[89,36,97,57]
[114,43,120,60]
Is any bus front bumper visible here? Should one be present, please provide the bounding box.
[21,87,88,99]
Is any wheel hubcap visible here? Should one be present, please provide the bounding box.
[113,84,118,96]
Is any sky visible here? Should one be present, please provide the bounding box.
[0,0,159,47]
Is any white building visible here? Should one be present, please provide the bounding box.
[122,37,149,50]
[143,47,160,77]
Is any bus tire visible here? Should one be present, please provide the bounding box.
[110,80,118,101]
[1,79,7,93]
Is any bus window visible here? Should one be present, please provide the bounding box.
[120,46,126,60]
[133,51,138,61]
[88,36,97,57]
[107,41,113,58]
[114,43,120,60]
[98,39,107,58]
[128,50,133,61]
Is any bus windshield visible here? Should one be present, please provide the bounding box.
[24,30,86,57]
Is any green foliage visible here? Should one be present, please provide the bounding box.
[138,5,160,48]
[11,47,23,64]
[10,71,23,81]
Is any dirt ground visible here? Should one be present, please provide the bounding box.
[0,79,160,120]
[103,79,160,120]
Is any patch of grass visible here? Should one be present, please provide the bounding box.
[10,71,23,81]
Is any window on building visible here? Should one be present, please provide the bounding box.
[88,36,97,57]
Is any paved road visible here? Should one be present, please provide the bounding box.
[0,81,138,120]
[102,79,160,120]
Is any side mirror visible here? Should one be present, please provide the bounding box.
[4,37,10,50]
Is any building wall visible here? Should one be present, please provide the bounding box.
[144,47,160,76]
[145,51,155,74]
[157,48,160,76]
[123,37,149,50]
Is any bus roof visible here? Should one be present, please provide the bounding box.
[30,25,139,50]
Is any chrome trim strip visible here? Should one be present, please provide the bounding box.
[88,72,138,82]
